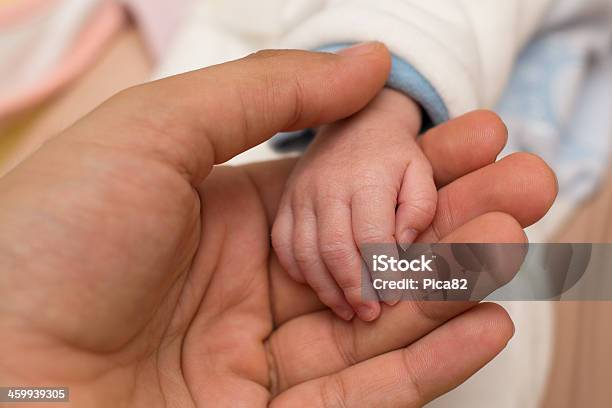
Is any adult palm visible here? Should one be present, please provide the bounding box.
[0,46,556,407]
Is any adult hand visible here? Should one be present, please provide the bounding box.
[0,44,556,407]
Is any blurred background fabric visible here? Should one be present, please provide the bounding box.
[0,0,189,119]
[498,0,612,241]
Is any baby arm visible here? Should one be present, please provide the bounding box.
[272,89,436,321]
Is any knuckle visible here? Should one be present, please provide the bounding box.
[321,374,349,408]
[400,347,426,403]
[430,191,453,241]
[291,184,312,204]
[355,224,389,245]
[330,319,359,367]
[352,184,397,215]
[287,74,306,129]
[320,241,353,266]
[353,185,378,200]
[402,196,437,222]
[353,182,395,199]
[293,242,318,267]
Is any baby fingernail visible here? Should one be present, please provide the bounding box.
[337,42,382,57]
[385,298,400,306]
[357,305,378,322]
[337,307,355,321]
[398,228,418,251]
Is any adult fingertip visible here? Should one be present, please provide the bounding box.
[466,110,508,156]
[420,110,509,186]
[337,41,390,58]
[521,152,559,201]
[336,42,391,85]
[477,302,516,347]
[502,152,558,223]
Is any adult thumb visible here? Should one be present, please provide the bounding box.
[65,43,391,185]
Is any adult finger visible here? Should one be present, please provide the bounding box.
[271,302,513,407]
[418,152,557,242]
[64,44,391,186]
[419,110,508,187]
[267,212,525,391]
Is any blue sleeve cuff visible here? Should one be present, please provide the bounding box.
[387,55,450,128]
[271,43,449,152]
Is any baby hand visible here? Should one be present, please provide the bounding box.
[272,89,437,321]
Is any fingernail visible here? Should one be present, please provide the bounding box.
[337,42,381,57]
[398,228,418,251]
[384,298,400,306]
[336,307,355,321]
[357,305,378,322]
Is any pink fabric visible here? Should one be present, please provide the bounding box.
[0,0,189,118]
[122,0,190,60]
[0,0,60,26]
[0,0,124,120]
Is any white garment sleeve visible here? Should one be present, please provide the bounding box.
[280,0,554,119]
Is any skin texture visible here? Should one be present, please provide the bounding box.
[272,88,437,321]
[0,45,557,407]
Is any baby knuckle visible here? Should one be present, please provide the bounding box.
[355,225,388,245]
[404,196,437,221]
[293,244,318,267]
[354,181,387,196]
[318,188,347,204]
[320,242,353,265]
[291,185,312,204]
